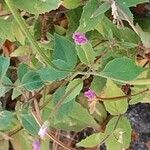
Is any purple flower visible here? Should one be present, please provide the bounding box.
[38,121,49,139]
[73,32,88,45]
[32,140,40,150]
[84,89,96,101]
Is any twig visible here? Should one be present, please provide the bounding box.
[97,88,149,101]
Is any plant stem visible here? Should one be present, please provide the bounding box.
[97,89,149,101]
[4,0,59,69]
[32,111,75,150]
[77,71,150,85]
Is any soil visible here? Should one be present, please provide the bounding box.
[127,103,150,150]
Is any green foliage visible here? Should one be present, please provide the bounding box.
[18,110,40,136]
[77,0,104,32]
[64,78,83,103]
[0,111,15,131]
[105,116,132,150]
[62,0,81,9]
[0,0,149,149]
[0,76,12,97]
[0,18,15,42]
[11,130,32,150]
[77,132,107,147]
[21,71,44,91]
[103,80,128,115]
[76,43,96,65]
[0,56,10,79]
[102,57,144,81]
[38,60,70,81]
[51,101,99,131]
[53,34,77,68]
[14,0,62,14]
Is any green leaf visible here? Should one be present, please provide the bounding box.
[11,130,32,150]
[105,116,132,150]
[91,102,107,124]
[0,111,15,131]
[41,139,50,150]
[14,0,62,14]
[0,76,12,97]
[21,71,44,91]
[0,56,10,79]
[17,63,29,82]
[53,34,77,68]
[117,0,149,7]
[0,18,15,41]
[18,110,39,136]
[77,132,107,148]
[136,25,150,48]
[10,46,29,57]
[38,60,70,82]
[103,80,128,115]
[52,102,99,131]
[65,78,83,103]
[90,76,106,94]
[66,7,82,35]
[42,95,53,121]
[76,43,96,65]
[95,16,140,43]
[77,0,104,32]
[62,0,81,9]
[102,57,144,81]
[11,20,26,45]
[12,80,22,100]
[52,86,74,119]
[116,1,133,23]
[91,2,110,18]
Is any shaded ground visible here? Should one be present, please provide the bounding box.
[127,103,150,150]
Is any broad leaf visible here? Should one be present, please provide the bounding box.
[65,78,83,103]
[0,18,15,41]
[95,16,140,43]
[77,0,104,32]
[21,71,44,91]
[53,34,77,68]
[66,7,82,35]
[14,0,62,14]
[52,102,99,131]
[0,56,10,79]
[90,76,106,94]
[0,111,15,131]
[76,43,96,65]
[62,0,81,9]
[102,57,144,81]
[0,76,12,97]
[52,86,74,119]
[77,132,107,148]
[17,63,29,82]
[18,110,39,136]
[117,0,149,7]
[91,2,110,18]
[103,80,128,115]
[11,130,32,150]
[11,20,26,45]
[105,116,132,150]
[38,60,70,82]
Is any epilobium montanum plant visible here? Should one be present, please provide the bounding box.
[0,0,150,149]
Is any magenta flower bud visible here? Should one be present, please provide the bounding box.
[84,89,96,101]
[32,140,40,150]
[73,32,88,45]
[38,121,49,139]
